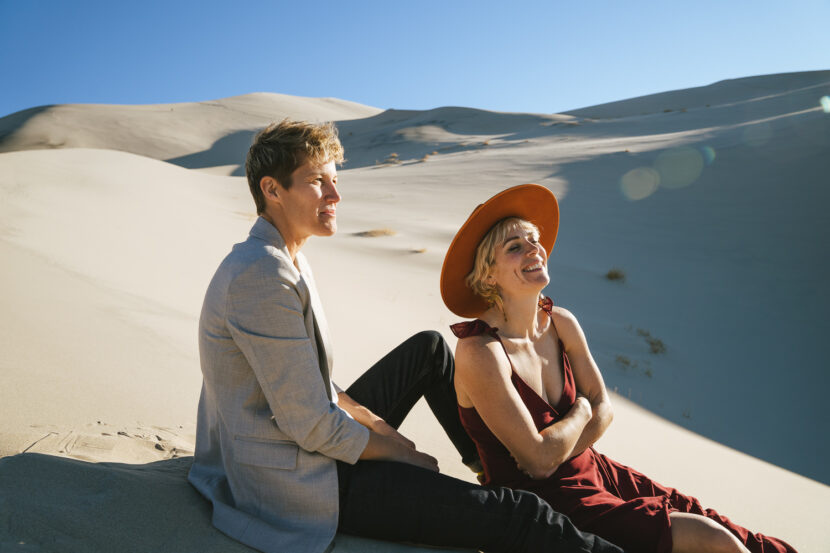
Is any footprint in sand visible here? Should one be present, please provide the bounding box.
[21,422,194,463]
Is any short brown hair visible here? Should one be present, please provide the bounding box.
[245,119,345,214]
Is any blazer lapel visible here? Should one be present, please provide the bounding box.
[250,217,334,401]
[298,254,334,401]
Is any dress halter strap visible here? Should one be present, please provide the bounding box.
[449,318,500,339]
[538,295,554,314]
[449,296,555,339]
[449,296,558,374]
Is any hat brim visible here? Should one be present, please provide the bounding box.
[440,184,559,318]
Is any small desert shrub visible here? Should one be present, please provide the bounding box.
[378,153,401,165]
[636,328,666,354]
[646,338,666,354]
[353,229,396,237]
[605,268,626,282]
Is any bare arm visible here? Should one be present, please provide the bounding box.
[551,307,614,458]
[337,391,438,472]
[455,337,593,479]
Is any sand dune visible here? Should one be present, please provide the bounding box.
[1,71,829,552]
[0,93,381,170]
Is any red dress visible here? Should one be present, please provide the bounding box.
[452,296,797,553]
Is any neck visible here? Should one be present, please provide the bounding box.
[261,210,307,261]
[485,290,543,339]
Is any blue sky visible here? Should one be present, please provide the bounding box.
[1,0,828,117]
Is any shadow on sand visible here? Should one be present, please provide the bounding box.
[0,453,471,553]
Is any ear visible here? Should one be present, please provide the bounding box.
[260,176,281,204]
[485,274,497,286]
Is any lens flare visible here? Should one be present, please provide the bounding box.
[742,122,773,147]
[621,167,660,200]
[701,146,716,165]
[821,96,830,114]
[654,147,704,189]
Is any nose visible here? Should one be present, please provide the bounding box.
[325,180,342,203]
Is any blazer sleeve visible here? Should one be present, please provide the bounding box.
[225,256,369,464]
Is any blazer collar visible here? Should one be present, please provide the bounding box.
[250,216,292,256]
[250,216,285,246]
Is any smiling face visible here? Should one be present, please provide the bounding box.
[262,156,341,246]
[487,220,549,297]
[466,218,548,310]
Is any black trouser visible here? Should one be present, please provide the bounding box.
[337,331,626,553]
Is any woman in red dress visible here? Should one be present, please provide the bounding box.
[440,184,797,553]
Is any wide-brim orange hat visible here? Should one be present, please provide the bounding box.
[440,184,559,318]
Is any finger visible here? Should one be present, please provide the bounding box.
[420,456,439,472]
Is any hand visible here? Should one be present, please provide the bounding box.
[406,449,440,473]
[371,419,416,450]
[369,419,439,472]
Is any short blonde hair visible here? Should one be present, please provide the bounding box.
[245,119,345,214]
[465,217,539,315]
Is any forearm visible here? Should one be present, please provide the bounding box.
[570,398,613,457]
[527,400,592,478]
[338,391,383,430]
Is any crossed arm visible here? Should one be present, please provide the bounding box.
[455,307,613,479]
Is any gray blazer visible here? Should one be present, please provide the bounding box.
[188,217,370,553]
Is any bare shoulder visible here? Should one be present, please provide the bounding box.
[549,305,579,330]
[455,334,511,379]
[548,305,587,349]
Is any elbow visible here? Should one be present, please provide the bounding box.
[596,399,614,432]
[523,450,566,480]
[526,461,559,480]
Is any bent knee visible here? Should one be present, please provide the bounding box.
[670,513,747,553]
[410,330,447,354]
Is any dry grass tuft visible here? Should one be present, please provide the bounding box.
[353,229,397,238]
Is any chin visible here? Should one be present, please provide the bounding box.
[317,224,337,236]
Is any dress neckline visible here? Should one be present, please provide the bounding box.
[452,295,568,416]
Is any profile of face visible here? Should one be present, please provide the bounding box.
[268,157,341,239]
[485,220,549,297]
